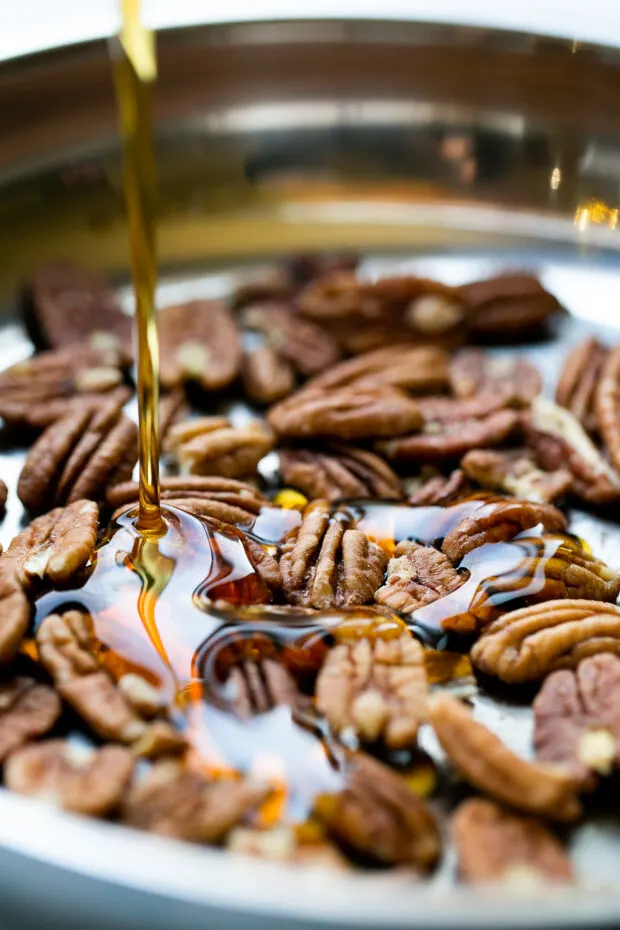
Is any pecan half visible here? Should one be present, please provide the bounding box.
[279,443,403,502]
[408,469,470,506]
[108,475,267,527]
[279,501,388,609]
[306,345,451,395]
[316,632,427,748]
[0,677,60,761]
[461,449,572,504]
[534,654,620,786]
[450,350,541,407]
[165,417,274,479]
[243,346,295,405]
[25,262,131,352]
[37,611,149,743]
[3,500,98,586]
[242,302,341,376]
[314,751,441,868]
[556,338,607,434]
[0,568,30,662]
[458,272,562,335]
[429,694,580,820]
[122,760,269,842]
[527,397,620,504]
[18,396,136,513]
[595,345,620,472]
[375,541,465,613]
[159,300,241,391]
[471,600,620,684]
[452,798,573,884]
[441,497,566,563]
[378,396,520,462]
[268,387,423,441]
[0,344,129,429]
[6,739,134,816]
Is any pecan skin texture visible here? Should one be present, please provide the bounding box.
[527,397,620,504]
[471,600,620,684]
[6,739,134,816]
[122,760,269,842]
[375,541,464,614]
[242,301,341,376]
[452,798,573,884]
[461,448,572,504]
[159,299,241,391]
[534,654,620,785]
[279,443,402,502]
[268,387,423,441]
[306,344,450,395]
[378,398,520,462]
[450,350,541,407]
[595,345,620,472]
[243,346,295,405]
[3,500,98,587]
[458,273,562,335]
[0,568,30,663]
[408,469,470,506]
[279,501,387,609]
[165,417,274,480]
[556,337,607,434]
[26,262,131,352]
[441,497,567,563]
[314,751,441,868]
[429,694,580,821]
[315,632,427,748]
[0,678,61,762]
[227,657,301,717]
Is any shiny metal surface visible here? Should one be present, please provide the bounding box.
[2,15,620,930]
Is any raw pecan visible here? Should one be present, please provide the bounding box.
[441,497,566,563]
[315,632,427,748]
[314,751,441,868]
[471,600,620,684]
[231,264,294,308]
[0,343,129,429]
[375,541,465,614]
[268,387,423,441]
[556,338,607,433]
[227,658,300,717]
[0,677,60,761]
[534,654,620,786]
[242,302,341,376]
[165,417,274,479]
[243,346,295,405]
[458,272,562,335]
[0,568,30,662]
[279,501,387,609]
[306,345,450,395]
[324,319,465,356]
[279,443,403,502]
[450,350,541,407]
[429,694,580,820]
[25,262,131,353]
[595,345,620,472]
[378,396,520,462]
[461,449,572,504]
[108,475,268,527]
[452,798,573,884]
[5,739,133,816]
[37,611,149,743]
[3,500,98,586]
[159,300,241,391]
[18,396,136,513]
[527,397,620,504]
[122,759,269,842]
[408,469,470,506]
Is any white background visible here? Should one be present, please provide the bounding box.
[3,0,620,61]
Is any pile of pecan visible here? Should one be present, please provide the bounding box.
[0,256,619,884]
